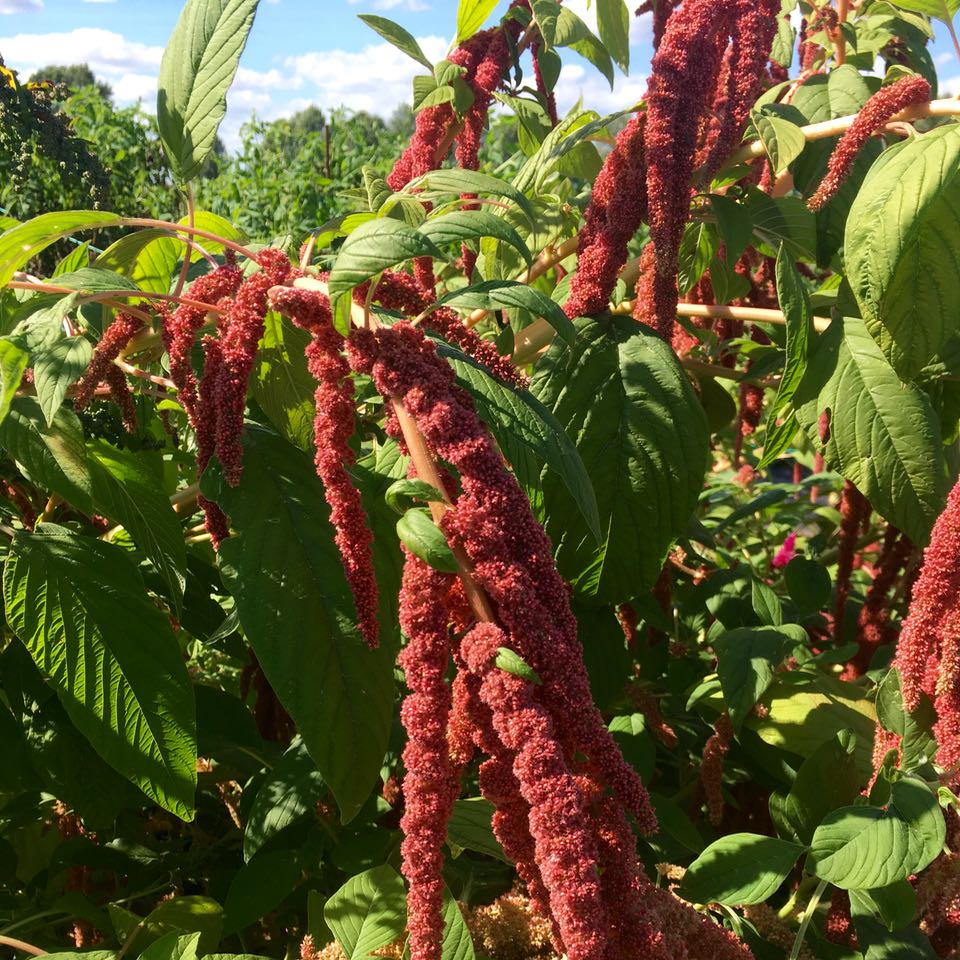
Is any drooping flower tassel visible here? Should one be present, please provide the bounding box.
[807,74,931,211]
[73,311,144,411]
[892,475,960,772]
[834,480,871,642]
[397,554,459,960]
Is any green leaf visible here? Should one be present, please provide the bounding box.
[752,108,807,176]
[714,625,806,731]
[888,0,960,23]
[327,219,443,304]
[679,833,805,906]
[224,848,302,934]
[0,211,123,287]
[440,345,601,544]
[89,440,187,612]
[48,267,141,294]
[710,195,754,264]
[808,778,946,888]
[397,508,458,573]
[384,478,445,515]
[157,0,260,182]
[456,0,500,42]
[0,339,30,428]
[851,902,936,960]
[784,556,831,614]
[142,897,222,954]
[3,526,197,819]
[875,668,937,771]
[94,230,180,296]
[251,312,315,450]
[856,880,918,932]
[202,425,396,823]
[746,673,878,777]
[439,893,476,960]
[495,647,541,684]
[759,248,813,468]
[531,0,561,48]
[0,399,94,514]
[768,733,863,845]
[596,0,630,73]
[137,932,200,960]
[846,123,960,378]
[33,337,93,427]
[530,314,709,603]
[358,14,433,70]
[324,865,407,960]
[751,578,784,626]
[794,317,948,544]
[436,280,575,344]
[243,740,325,861]
[447,797,508,862]
[420,211,533,272]
[408,169,537,226]
[54,241,92,277]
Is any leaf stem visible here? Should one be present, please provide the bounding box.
[788,878,828,960]
[0,935,47,956]
[173,186,196,300]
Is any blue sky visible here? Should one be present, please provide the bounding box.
[0,0,957,150]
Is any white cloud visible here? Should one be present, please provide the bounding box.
[349,0,429,10]
[0,0,42,12]
[282,34,449,115]
[554,61,646,117]
[0,27,162,76]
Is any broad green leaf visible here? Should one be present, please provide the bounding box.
[746,673,877,776]
[456,0,499,42]
[768,733,863,845]
[157,0,260,182]
[53,241,91,277]
[142,897,222,954]
[532,0,561,48]
[808,778,945,888]
[3,526,197,819]
[855,880,918,932]
[358,14,433,70]
[420,211,533,271]
[251,312,315,450]
[202,425,397,822]
[327,219,443,304]
[33,336,93,427]
[447,798,508,862]
[714,625,806,731]
[408,169,537,225]
[439,893,476,960]
[436,280,575,344]
[243,740,326,861]
[751,578,784,626]
[95,230,180,295]
[888,0,960,22]
[138,932,200,960]
[223,848,302,934]
[0,211,123,287]
[48,267,140,294]
[794,317,947,544]
[846,124,960,377]
[875,668,937,771]
[759,248,812,468]
[752,108,807,176]
[784,556,831,614]
[596,0,629,73]
[531,315,709,603]
[709,195,754,265]
[0,339,29,427]
[396,508,458,573]
[181,210,243,261]
[679,833,805,906]
[89,440,187,612]
[0,399,94,514]
[851,905,936,960]
[440,344,601,543]
[324,865,407,960]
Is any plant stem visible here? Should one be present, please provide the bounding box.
[122,219,258,262]
[114,359,175,390]
[0,935,47,956]
[173,186,195,300]
[789,878,828,960]
[947,15,960,66]
[835,0,849,64]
